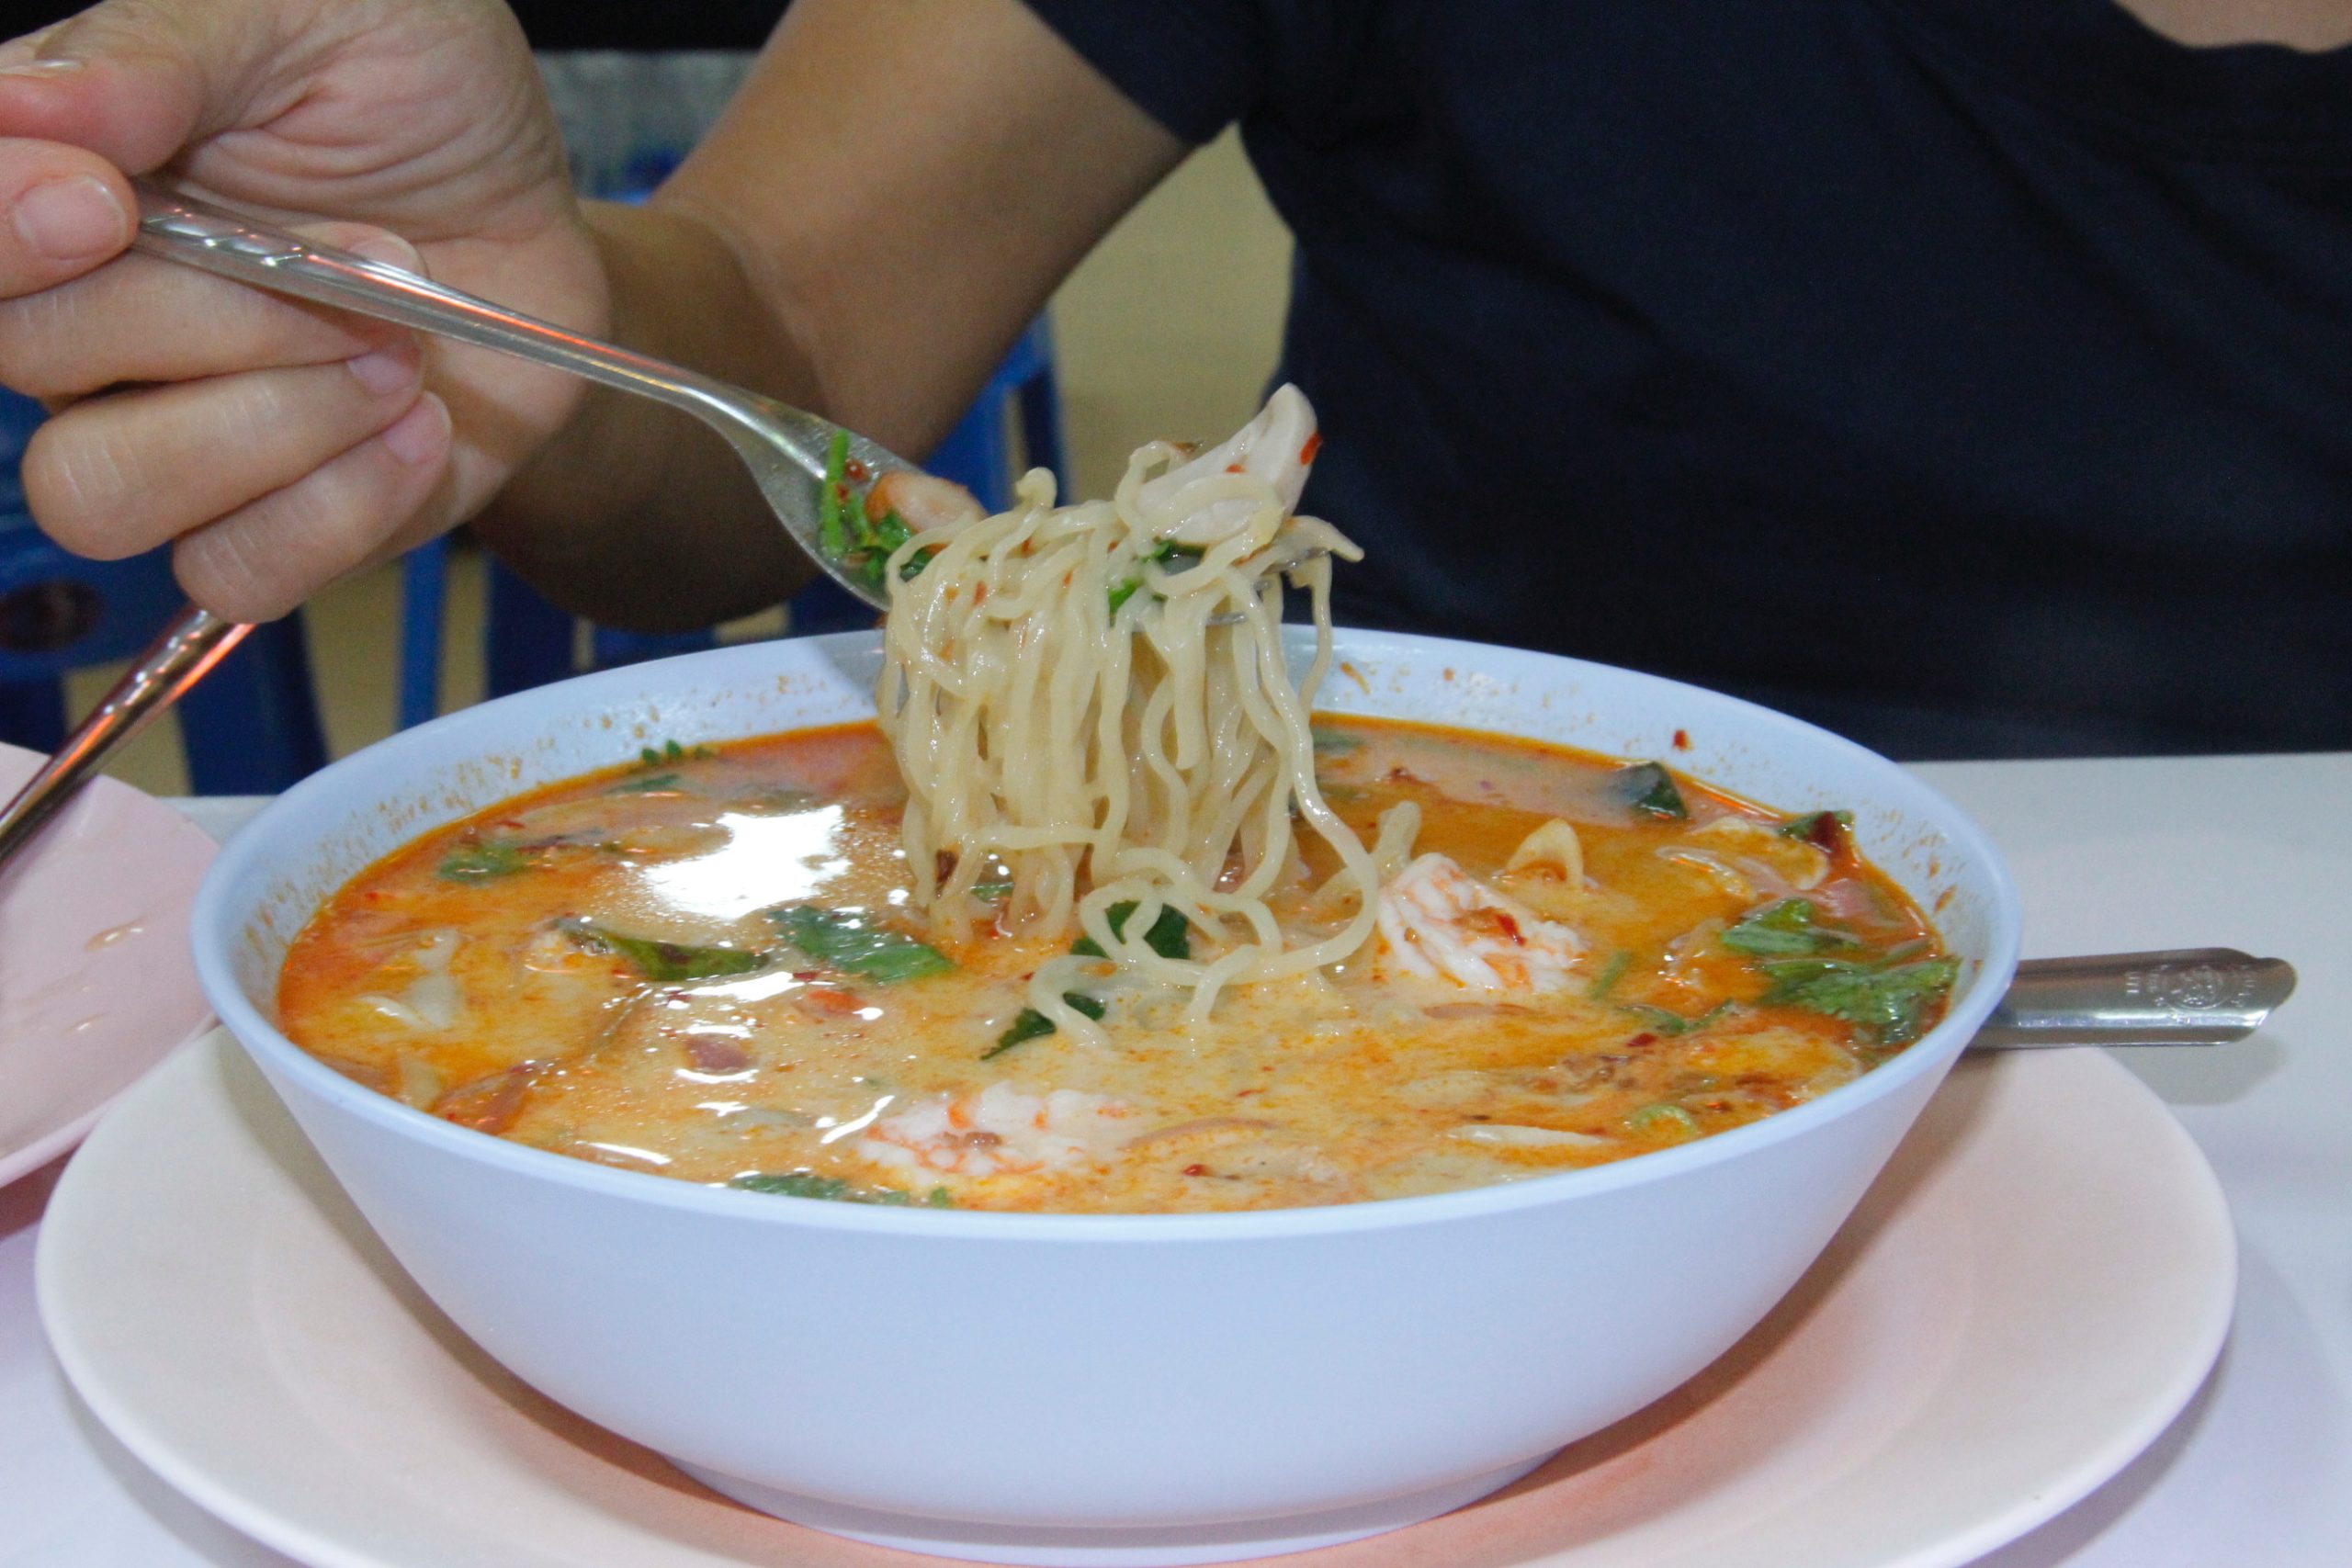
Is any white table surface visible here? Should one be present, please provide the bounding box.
[4,761,2348,1567]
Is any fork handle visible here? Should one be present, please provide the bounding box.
[129,182,778,442]
[0,606,249,874]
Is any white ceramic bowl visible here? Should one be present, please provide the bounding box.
[191,629,2021,1568]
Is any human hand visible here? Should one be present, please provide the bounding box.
[0,0,608,621]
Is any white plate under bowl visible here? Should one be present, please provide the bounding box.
[0,742,217,1187]
[39,1031,2233,1568]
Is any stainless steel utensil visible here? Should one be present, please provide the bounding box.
[1969,948,2294,1049]
[0,608,247,871]
[0,183,922,874]
[130,180,909,614]
[0,641,2303,1055]
[0,203,2319,1062]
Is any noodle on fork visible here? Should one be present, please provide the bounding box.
[875,387,1386,1036]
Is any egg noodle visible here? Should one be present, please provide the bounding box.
[875,389,1415,1038]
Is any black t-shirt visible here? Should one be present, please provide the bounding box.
[1021,0,2352,758]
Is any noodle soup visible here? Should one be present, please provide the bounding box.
[277,717,1952,1213]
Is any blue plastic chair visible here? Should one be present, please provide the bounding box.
[397,318,1067,723]
[0,389,328,793]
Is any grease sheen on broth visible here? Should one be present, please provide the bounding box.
[277,718,1953,1213]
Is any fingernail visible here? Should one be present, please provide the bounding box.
[347,232,422,272]
[346,341,420,395]
[12,174,125,262]
[0,58,84,78]
[381,392,447,467]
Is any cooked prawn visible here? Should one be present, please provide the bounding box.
[1374,853,1584,991]
[856,1082,1135,1180]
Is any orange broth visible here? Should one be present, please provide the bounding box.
[277,718,1951,1213]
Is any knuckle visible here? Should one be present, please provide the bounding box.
[0,280,96,399]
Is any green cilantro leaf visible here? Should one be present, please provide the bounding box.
[729,1171,945,1206]
[1619,1000,1733,1037]
[1779,809,1854,846]
[985,993,1108,1059]
[768,906,954,984]
[1757,953,1960,1045]
[1070,900,1191,961]
[607,772,683,795]
[438,840,529,882]
[567,921,767,983]
[1585,951,1633,1000]
[1720,898,1865,956]
[1611,761,1688,821]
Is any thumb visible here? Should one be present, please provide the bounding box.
[0,0,282,175]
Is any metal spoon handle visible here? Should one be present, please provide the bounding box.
[0,606,249,872]
[1969,948,2295,1049]
[128,183,775,439]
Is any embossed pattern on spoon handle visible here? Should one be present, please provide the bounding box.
[1971,948,2296,1049]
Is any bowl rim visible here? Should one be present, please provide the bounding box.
[192,628,2023,1242]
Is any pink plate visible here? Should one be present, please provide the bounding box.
[0,742,217,1187]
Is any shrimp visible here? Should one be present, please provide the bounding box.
[856,1082,1135,1180]
[1134,383,1320,546]
[1375,853,1584,992]
[870,470,986,533]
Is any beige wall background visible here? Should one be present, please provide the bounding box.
[69,131,1294,797]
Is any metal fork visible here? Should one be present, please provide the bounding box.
[130,181,909,614]
[0,184,917,869]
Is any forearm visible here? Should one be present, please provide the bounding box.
[469,199,820,632]
[468,0,1188,634]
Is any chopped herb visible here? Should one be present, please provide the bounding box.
[567,921,767,983]
[1310,728,1361,755]
[815,428,851,558]
[900,547,937,581]
[1756,953,1960,1045]
[1070,899,1191,961]
[438,840,529,882]
[984,993,1107,1058]
[1780,809,1854,849]
[768,905,954,984]
[1107,576,1145,616]
[638,739,712,767]
[1720,898,1864,957]
[730,1170,939,1206]
[1611,761,1688,821]
[811,428,922,589]
[1149,540,1205,566]
[1586,951,1633,1000]
[607,772,682,794]
[970,879,1015,901]
[1627,1103,1702,1136]
[1619,1000,1732,1037]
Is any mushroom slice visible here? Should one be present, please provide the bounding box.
[1504,818,1586,883]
